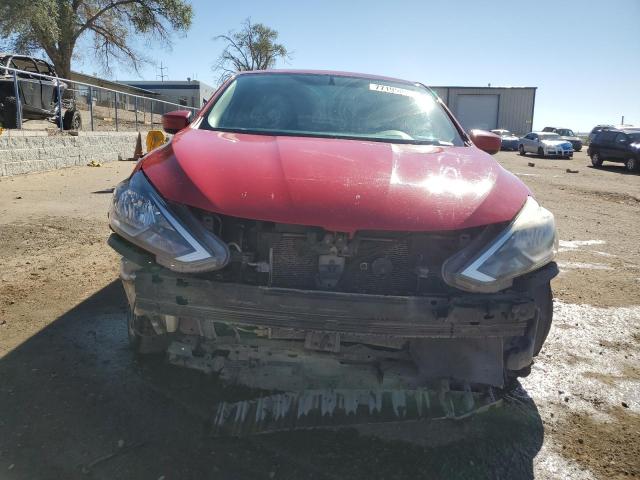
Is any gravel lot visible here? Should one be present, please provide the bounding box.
[0,150,638,479]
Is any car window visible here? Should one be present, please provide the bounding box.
[35,60,54,77]
[614,133,628,144]
[597,131,617,144]
[10,57,39,76]
[204,73,465,146]
[538,133,560,140]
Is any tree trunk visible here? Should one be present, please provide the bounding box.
[55,49,73,80]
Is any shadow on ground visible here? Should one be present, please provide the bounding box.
[587,164,638,175]
[0,282,544,480]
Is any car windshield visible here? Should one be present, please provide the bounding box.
[539,133,560,139]
[499,130,513,136]
[557,129,575,136]
[203,73,464,146]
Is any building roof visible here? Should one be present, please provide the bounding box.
[123,80,214,91]
[70,71,158,96]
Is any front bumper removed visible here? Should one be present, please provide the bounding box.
[111,230,557,432]
[116,241,556,388]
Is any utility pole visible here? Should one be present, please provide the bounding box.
[156,61,168,82]
[621,115,625,125]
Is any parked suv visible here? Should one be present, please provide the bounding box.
[0,54,81,130]
[542,127,582,151]
[588,128,640,172]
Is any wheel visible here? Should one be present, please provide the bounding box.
[591,151,603,167]
[518,145,526,156]
[127,307,169,355]
[63,108,82,130]
[625,157,638,172]
[537,147,544,157]
[1,96,18,129]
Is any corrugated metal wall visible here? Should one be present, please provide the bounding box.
[428,86,536,135]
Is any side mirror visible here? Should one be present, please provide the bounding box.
[162,110,192,134]
[469,129,501,155]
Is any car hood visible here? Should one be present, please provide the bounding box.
[542,139,571,146]
[141,129,530,233]
[502,136,519,141]
[559,136,581,142]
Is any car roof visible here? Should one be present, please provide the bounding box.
[234,69,419,86]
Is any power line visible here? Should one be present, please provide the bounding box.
[156,61,168,82]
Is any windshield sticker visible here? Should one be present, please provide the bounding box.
[369,83,419,98]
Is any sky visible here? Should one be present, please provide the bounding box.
[74,0,640,132]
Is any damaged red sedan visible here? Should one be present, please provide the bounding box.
[108,71,558,430]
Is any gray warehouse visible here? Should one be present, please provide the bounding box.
[429,86,536,135]
[122,80,216,112]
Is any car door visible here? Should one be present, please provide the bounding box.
[527,133,539,153]
[611,133,629,162]
[9,56,42,116]
[521,133,533,152]
[35,60,57,114]
[598,131,617,160]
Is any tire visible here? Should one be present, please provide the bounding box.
[591,151,603,167]
[518,145,526,156]
[625,157,639,172]
[537,147,544,157]
[1,96,18,129]
[63,108,81,130]
[127,307,169,355]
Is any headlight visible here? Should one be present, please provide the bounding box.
[109,171,230,272]
[443,197,557,292]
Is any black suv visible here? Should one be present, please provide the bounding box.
[587,129,640,172]
[0,54,81,130]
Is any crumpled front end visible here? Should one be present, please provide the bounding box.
[110,208,557,393]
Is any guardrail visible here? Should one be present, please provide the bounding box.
[1,66,200,132]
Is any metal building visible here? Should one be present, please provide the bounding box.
[122,80,216,113]
[429,86,536,135]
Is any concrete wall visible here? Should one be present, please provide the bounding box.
[0,131,144,176]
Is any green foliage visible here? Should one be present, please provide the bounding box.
[214,18,290,83]
[0,0,193,77]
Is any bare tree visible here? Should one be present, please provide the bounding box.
[0,0,193,79]
[213,18,290,83]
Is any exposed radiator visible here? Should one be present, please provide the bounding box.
[269,235,416,295]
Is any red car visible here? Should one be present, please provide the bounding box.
[108,71,558,422]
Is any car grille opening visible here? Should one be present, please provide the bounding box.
[191,209,488,296]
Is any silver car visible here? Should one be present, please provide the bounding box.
[519,132,573,158]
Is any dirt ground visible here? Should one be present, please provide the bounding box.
[0,150,638,479]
